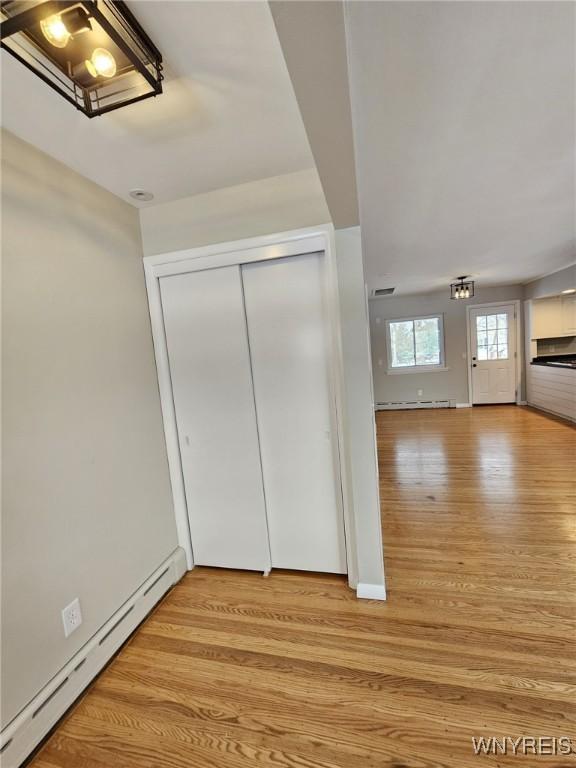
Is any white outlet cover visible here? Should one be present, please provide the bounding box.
[62,598,82,638]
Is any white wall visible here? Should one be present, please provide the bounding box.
[1,131,178,728]
[334,228,385,593]
[139,168,330,257]
[523,263,576,299]
[370,284,524,405]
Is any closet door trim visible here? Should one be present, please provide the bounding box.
[144,226,358,586]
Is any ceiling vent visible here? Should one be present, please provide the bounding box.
[370,287,395,298]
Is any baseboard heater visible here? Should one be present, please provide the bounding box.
[0,547,188,768]
[376,400,452,411]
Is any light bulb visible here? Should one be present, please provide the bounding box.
[464,287,470,298]
[86,48,117,78]
[40,14,71,48]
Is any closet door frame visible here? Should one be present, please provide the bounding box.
[144,225,358,588]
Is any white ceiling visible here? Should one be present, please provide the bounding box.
[0,1,315,207]
[345,1,576,295]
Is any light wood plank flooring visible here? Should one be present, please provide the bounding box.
[30,405,575,767]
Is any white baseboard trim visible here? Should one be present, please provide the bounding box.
[0,547,187,768]
[455,402,472,408]
[517,400,527,406]
[375,400,450,411]
[356,582,387,600]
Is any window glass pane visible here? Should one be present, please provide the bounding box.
[487,329,498,345]
[414,317,440,365]
[476,315,487,330]
[477,347,488,360]
[487,314,497,330]
[477,331,488,347]
[488,344,498,359]
[498,345,508,359]
[496,313,508,328]
[389,320,415,367]
[497,328,508,345]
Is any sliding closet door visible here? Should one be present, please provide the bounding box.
[242,253,347,574]
[160,267,270,571]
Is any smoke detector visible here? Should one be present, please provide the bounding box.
[129,189,154,202]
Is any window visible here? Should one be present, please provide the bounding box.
[386,315,445,372]
[475,313,508,360]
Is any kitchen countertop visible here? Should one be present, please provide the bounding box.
[531,355,576,370]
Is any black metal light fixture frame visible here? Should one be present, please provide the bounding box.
[450,276,475,300]
[0,0,163,117]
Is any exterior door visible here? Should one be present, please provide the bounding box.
[469,304,517,404]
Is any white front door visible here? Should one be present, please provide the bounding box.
[469,304,517,404]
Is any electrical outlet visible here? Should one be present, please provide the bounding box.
[62,598,82,638]
[417,389,423,397]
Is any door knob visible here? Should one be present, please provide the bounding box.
[472,363,477,368]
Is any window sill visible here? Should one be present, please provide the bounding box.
[386,366,450,375]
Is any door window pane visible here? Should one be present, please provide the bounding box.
[487,329,498,345]
[476,312,510,360]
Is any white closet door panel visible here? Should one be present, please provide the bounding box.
[160,267,270,571]
[242,254,347,574]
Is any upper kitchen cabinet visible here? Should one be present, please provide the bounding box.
[560,293,576,335]
[531,294,576,339]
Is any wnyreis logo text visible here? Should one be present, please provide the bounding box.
[472,736,574,756]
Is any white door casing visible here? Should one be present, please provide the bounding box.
[159,266,271,571]
[242,253,347,574]
[468,303,517,404]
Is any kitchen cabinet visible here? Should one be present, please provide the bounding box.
[531,295,576,339]
[560,294,576,334]
[527,364,575,422]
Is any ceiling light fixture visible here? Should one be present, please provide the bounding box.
[450,276,474,300]
[1,1,163,117]
[561,288,576,294]
[85,47,116,78]
[129,189,154,202]
[40,7,91,47]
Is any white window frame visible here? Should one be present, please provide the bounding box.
[385,314,448,374]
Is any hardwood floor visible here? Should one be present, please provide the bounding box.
[31,405,575,768]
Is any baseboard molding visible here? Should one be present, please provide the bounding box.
[455,402,472,408]
[517,400,528,406]
[0,547,187,768]
[526,401,575,424]
[375,400,450,411]
[356,582,387,601]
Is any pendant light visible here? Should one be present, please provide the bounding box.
[450,276,475,300]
